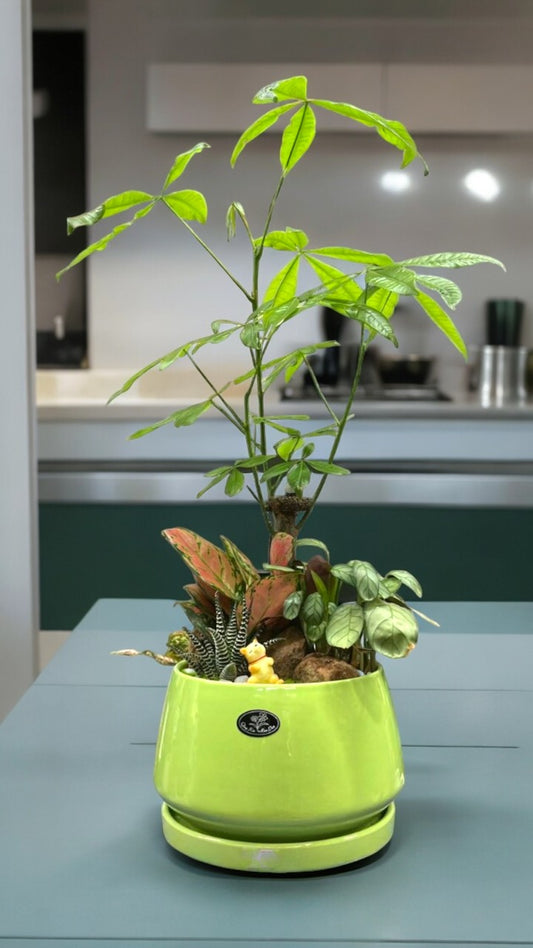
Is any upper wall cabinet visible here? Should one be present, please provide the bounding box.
[146,62,533,135]
[146,63,382,133]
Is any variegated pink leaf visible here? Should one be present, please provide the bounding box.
[162,527,239,598]
[269,532,295,567]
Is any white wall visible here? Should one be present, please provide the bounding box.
[0,0,39,721]
[85,1,530,393]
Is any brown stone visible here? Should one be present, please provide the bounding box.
[266,626,308,679]
[293,653,359,683]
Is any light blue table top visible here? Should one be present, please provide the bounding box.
[1,600,533,947]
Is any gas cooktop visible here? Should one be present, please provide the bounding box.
[281,384,452,402]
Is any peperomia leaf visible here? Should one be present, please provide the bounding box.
[364,600,419,659]
[67,190,154,234]
[253,75,308,104]
[163,190,208,224]
[231,102,296,166]
[57,203,155,279]
[399,251,505,270]
[309,98,427,172]
[326,603,364,649]
[162,143,210,191]
[415,290,467,358]
[280,105,316,173]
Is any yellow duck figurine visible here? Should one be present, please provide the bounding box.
[240,639,284,685]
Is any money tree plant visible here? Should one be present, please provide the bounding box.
[59,75,503,677]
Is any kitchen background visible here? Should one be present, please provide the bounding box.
[31,1,533,658]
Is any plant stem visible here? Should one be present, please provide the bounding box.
[186,354,247,433]
[302,356,341,425]
[298,324,368,528]
[177,216,254,303]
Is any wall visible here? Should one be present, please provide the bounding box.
[86,0,533,394]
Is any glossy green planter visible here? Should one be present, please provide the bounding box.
[154,665,404,872]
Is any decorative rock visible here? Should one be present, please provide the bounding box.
[266,626,308,679]
[293,653,359,683]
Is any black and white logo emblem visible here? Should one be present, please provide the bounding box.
[237,709,280,738]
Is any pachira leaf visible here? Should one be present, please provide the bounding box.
[287,460,311,492]
[231,102,296,166]
[196,468,232,499]
[270,532,295,568]
[305,256,363,302]
[415,274,462,310]
[323,298,398,345]
[415,290,467,359]
[364,600,419,658]
[351,560,383,602]
[326,602,364,649]
[310,246,394,267]
[283,589,304,621]
[308,460,350,476]
[253,75,308,104]
[275,436,304,460]
[66,190,155,234]
[262,228,309,251]
[366,265,417,296]
[234,454,274,470]
[263,257,301,306]
[385,569,423,598]
[246,571,300,632]
[240,322,261,348]
[162,528,241,599]
[365,287,399,320]
[162,143,210,191]
[163,189,208,224]
[280,105,316,173]
[309,98,427,172]
[260,461,292,482]
[399,251,505,270]
[242,342,338,390]
[128,399,212,440]
[224,468,245,497]
[56,203,155,279]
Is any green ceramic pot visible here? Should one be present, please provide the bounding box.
[153,665,404,871]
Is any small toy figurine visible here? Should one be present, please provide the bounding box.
[240,639,284,685]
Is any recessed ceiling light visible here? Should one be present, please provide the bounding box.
[380,171,411,193]
[463,169,500,202]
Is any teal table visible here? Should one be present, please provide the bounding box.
[1,600,532,948]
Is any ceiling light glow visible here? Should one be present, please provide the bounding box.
[463,169,500,202]
[380,171,411,193]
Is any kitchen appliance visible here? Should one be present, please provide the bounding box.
[478,345,527,406]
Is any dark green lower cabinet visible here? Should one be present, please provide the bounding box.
[39,503,533,629]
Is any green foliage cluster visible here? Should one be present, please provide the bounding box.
[59,74,503,537]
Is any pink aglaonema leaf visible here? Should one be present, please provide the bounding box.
[220,535,259,587]
[246,571,300,632]
[269,532,295,567]
[183,582,217,615]
[162,527,239,598]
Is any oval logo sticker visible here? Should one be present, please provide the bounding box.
[237,709,280,738]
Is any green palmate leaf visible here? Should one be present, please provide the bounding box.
[415,274,462,309]
[225,201,248,241]
[196,468,232,499]
[224,468,246,497]
[351,560,383,601]
[415,290,467,359]
[162,143,211,191]
[235,342,338,390]
[261,461,292,482]
[301,591,325,627]
[276,436,304,460]
[366,265,417,296]
[163,190,208,224]
[128,399,212,440]
[253,414,311,422]
[308,460,350,476]
[240,322,261,348]
[326,603,364,649]
[365,287,399,320]
[385,569,423,598]
[231,102,296,166]
[310,246,394,267]
[67,190,155,234]
[262,228,309,251]
[57,203,155,280]
[305,256,363,302]
[263,257,301,306]
[399,252,505,270]
[253,75,308,104]
[364,600,419,659]
[234,455,274,470]
[302,442,315,459]
[280,105,316,173]
[287,460,311,492]
[309,99,427,172]
[323,298,399,345]
[283,589,304,620]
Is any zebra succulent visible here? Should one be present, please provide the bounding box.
[170,594,250,680]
